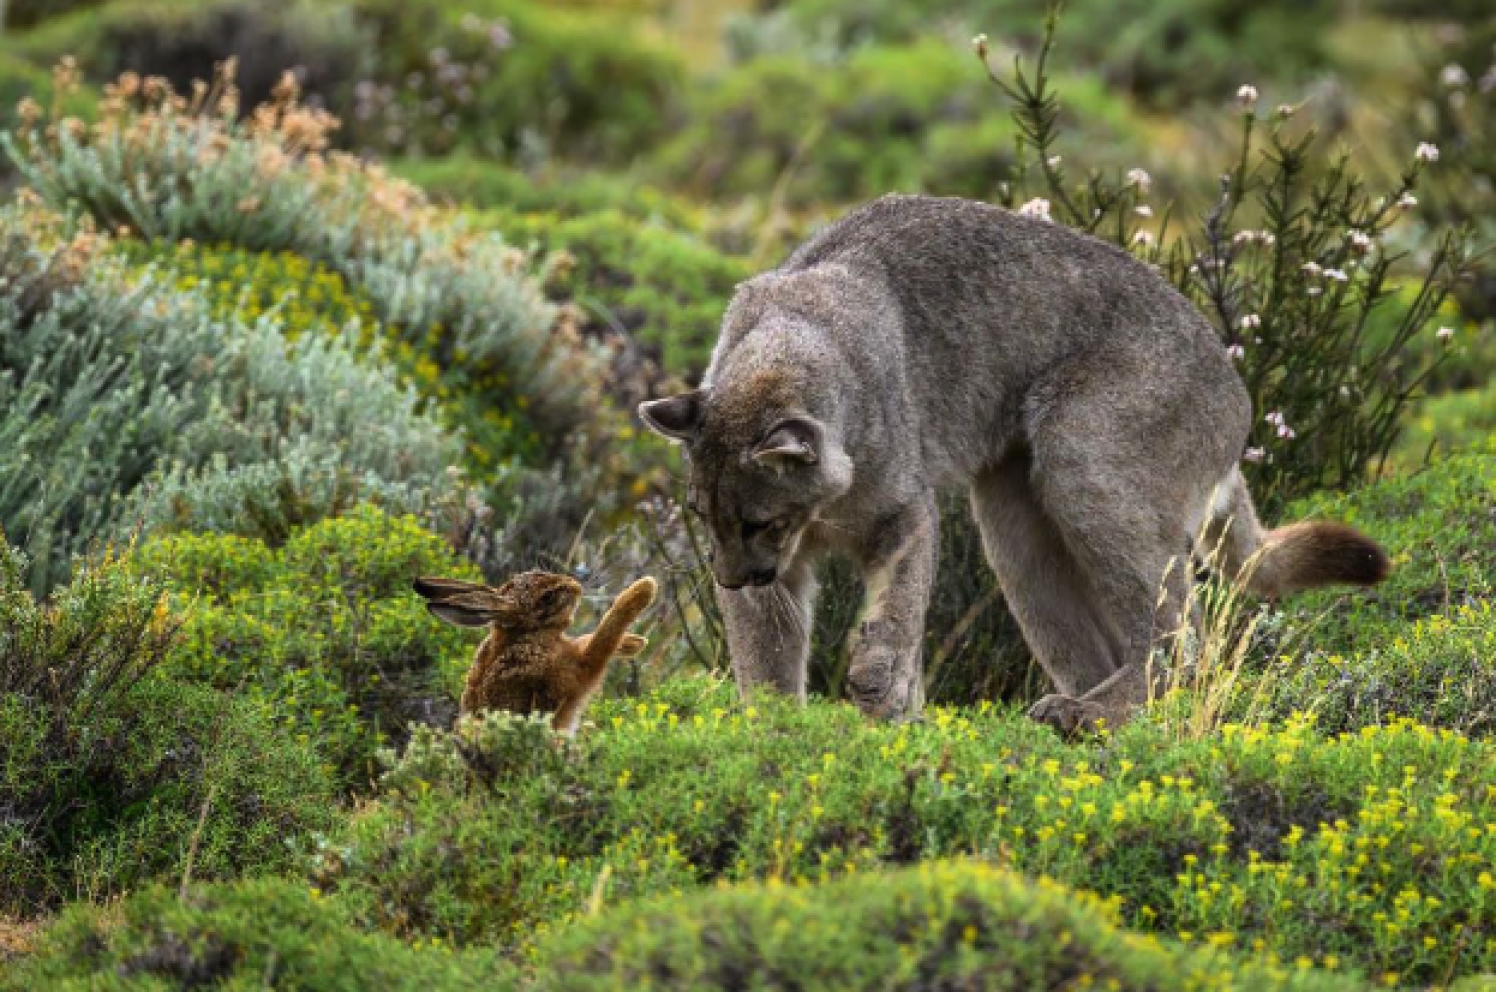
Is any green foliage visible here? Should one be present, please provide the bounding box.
[3,877,513,991]
[543,860,1359,991]
[317,680,1496,984]
[1392,384,1496,470]
[1246,450,1496,735]
[132,505,479,787]
[394,158,693,226]
[9,0,376,112]
[489,208,750,377]
[336,0,685,162]
[0,541,334,915]
[734,0,1340,109]
[655,39,1075,205]
[0,207,459,592]
[8,0,683,163]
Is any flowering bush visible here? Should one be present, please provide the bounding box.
[978,14,1478,507]
[4,61,602,452]
[315,678,1496,984]
[545,861,1357,991]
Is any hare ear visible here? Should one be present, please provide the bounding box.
[425,601,495,628]
[413,576,488,601]
[422,589,509,628]
[616,634,648,657]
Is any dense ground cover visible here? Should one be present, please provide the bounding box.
[0,0,1492,989]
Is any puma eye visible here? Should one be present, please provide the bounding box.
[744,518,790,540]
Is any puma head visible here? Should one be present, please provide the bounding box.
[639,380,852,590]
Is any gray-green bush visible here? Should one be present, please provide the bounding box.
[0,205,459,592]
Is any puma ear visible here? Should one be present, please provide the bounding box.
[752,417,821,467]
[637,389,708,443]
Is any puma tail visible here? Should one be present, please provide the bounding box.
[1198,467,1390,598]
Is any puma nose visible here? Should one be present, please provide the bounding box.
[747,568,777,587]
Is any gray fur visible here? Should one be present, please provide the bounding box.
[639,194,1323,731]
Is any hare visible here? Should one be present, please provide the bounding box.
[413,571,658,735]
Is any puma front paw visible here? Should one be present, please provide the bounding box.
[847,647,916,722]
[1028,694,1109,737]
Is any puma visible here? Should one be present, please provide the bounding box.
[639,194,1388,732]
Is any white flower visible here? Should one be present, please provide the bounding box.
[1276,103,1295,119]
[1243,447,1266,463]
[1233,230,1276,248]
[1415,142,1440,163]
[1437,326,1455,343]
[972,33,989,51]
[1126,168,1152,193]
[1240,314,1261,330]
[1227,344,1245,361]
[1301,261,1322,277]
[1132,231,1155,247]
[1265,411,1296,440]
[1441,64,1471,88]
[1134,204,1154,218]
[1347,230,1374,254]
[1236,84,1259,108]
[1017,198,1052,221]
[1047,155,1063,168]
[1324,268,1349,282]
[1398,192,1418,210]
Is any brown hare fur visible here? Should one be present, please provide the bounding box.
[413,571,658,736]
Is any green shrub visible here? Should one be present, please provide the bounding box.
[0,206,460,592]
[3,0,106,30]
[335,0,685,162]
[1243,449,1496,734]
[543,860,1359,991]
[394,158,693,225]
[3,878,512,991]
[736,0,1338,109]
[316,681,1496,984]
[132,505,478,787]
[10,0,684,163]
[488,208,750,378]
[656,35,1150,206]
[1391,384,1496,470]
[8,0,375,112]
[0,541,334,916]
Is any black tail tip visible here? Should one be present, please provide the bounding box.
[1305,522,1392,588]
